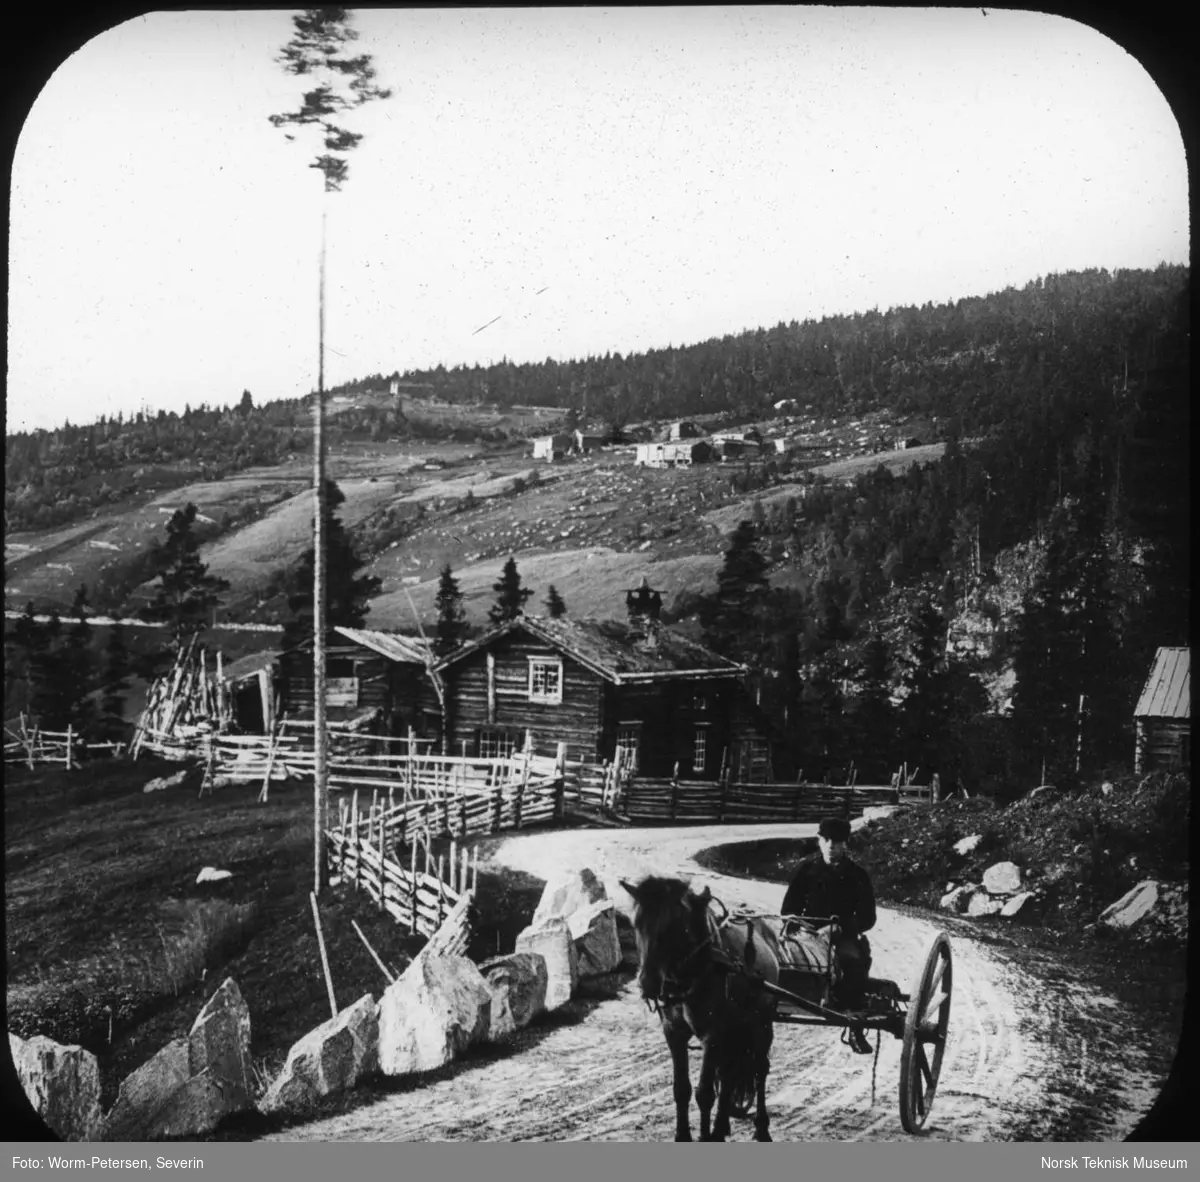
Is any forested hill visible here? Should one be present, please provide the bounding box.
[387,265,1189,432]
[6,265,1187,538]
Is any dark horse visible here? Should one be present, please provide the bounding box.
[620,875,780,1142]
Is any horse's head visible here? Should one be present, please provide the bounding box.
[620,876,714,1004]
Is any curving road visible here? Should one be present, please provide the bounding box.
[264,823,1162,1142]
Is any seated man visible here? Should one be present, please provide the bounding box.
[781,816,876,1054]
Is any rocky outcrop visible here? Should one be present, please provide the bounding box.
[259,994,379,1112]
[515,916,579,1010]
[479,953,548,1041]
[982,862,1022,895]
[377,952,491,1076]
[9,1033,102,1141]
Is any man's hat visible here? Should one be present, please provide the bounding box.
[818,817,851,842]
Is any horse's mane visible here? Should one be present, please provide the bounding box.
[628,877,710,1002]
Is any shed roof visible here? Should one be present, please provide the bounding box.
[334,626,433,666]
[434,615,746,683]
[1133,647,1190,719]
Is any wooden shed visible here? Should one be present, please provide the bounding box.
[635,440,713,469]
[667,420,702,441]
[275,626,440,741]
[432,582,773,777]
[1133,646,1190,774]
[532,433,572,461]
[572,429,605,454]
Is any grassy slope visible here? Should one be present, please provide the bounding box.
[3,759,554,1121]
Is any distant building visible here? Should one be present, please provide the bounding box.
[532,433,573,461]
[666,420,703,441]
[1133,647,1190,774]
[635,440,714,468]
[572,429,605,454]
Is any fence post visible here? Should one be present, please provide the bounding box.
[670,762,680,821]
[65,726,74,771]
[436,854,445,932]
[554,741,567,820]
[718,769,729,823]
[409,839,419,935]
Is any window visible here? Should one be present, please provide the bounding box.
[693,694,708,713]
[478,729,518,759]
[693,726,709,773]
[528,657,563,704]
[616,724,641,770]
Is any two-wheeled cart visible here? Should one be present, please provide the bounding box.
[724,917,953,1134]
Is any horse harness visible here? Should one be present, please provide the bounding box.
[642,898,771,1015]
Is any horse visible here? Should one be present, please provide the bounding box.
[619,875,780,1142]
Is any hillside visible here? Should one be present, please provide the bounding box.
[6,265,1189,795]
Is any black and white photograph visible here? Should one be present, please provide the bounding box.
[4,6,1189,1148]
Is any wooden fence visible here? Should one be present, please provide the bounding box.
[2,717,124,768]
[325,790,476,948]
[615,775,929,824]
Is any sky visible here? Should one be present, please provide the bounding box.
[7,7,1189,434]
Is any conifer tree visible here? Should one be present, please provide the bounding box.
[488,557,532,625]
[101,624,131,740]
[545,585,567,619]
[434,563,467,658]
[145,503,231,649]
[65,585,97,735]
[282,480,383,651]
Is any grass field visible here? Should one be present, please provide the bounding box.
[4,759,552,1115]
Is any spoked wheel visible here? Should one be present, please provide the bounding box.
[899,932,952,1134]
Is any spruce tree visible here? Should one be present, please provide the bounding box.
[433,563,467,658]
[282,479,383,652]
[145,503,231,649]
[101,624,131,741]
[65,585,97,735]
[488,557,532,625]
[703,519,770,656]
[849,630,897,780]
[545,585,567,619]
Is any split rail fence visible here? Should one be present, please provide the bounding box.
[325,788,479,948]
[3,716,125,768]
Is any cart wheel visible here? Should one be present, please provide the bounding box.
[727,1075,755,1119]
[899,932,952,1134]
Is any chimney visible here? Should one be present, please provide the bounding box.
[625,576,663,650]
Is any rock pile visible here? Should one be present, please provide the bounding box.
[940,857,1038,918]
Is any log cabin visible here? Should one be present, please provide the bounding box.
[433,579,777,778]
[1133,646,1190,774]
[274,626,441,742]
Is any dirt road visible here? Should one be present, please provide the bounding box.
[265,823,1163,1142]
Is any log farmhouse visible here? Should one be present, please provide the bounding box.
[432,580,775,778]
[1133,646,1190,774]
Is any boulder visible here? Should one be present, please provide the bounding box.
[9,1033,102,1142]
[953,834,982,856]
[532,868,608,927]
[567,899,621,976]
[515,916,579,1010]
[141,1071,230,1139]
[259,994,379,1113]
[479,952,548,1041]
[101,1038,190,1141]
[999,891,1038,918]
[860,805,899,823]
[377,952,491,1076]
[188,978,253,1117]
[143,769,188,793]
[1098,880,1160,930]
[966,890,1005,917]
[982,861,1022,896]
[196,867,233,884]
[939,884,976,913]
